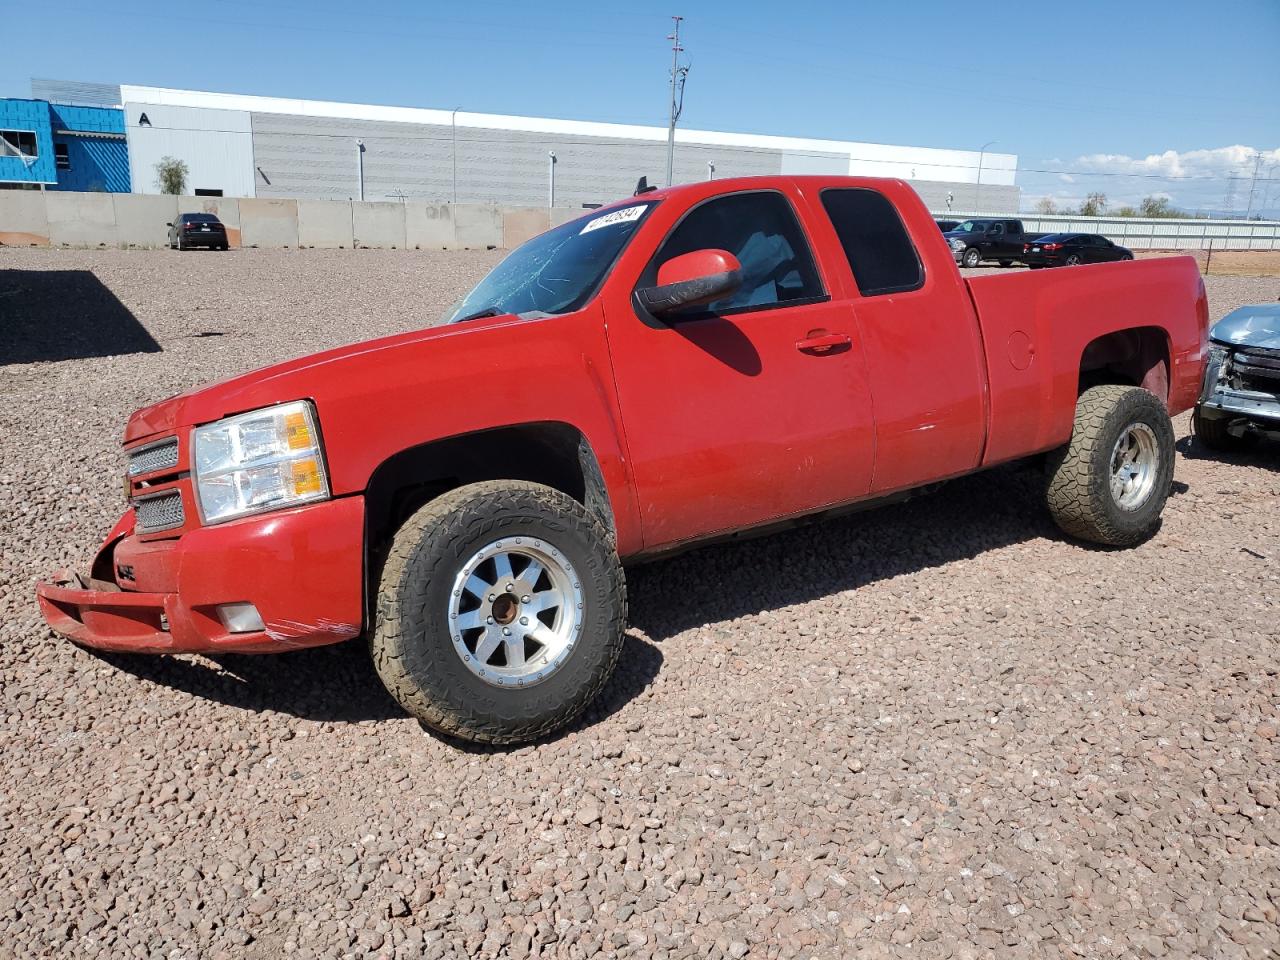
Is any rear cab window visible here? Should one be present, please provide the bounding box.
[819,188,924,297]
[636,190,825,320]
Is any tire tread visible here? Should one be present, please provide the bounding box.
[371,480,626,745]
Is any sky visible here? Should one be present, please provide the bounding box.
[6,0,1279,215]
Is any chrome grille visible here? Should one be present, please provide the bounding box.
[128,439,179,476]
[135,491,185,533]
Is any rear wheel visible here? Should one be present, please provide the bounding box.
[999,259,1013,268]
[962,248,982,268]
[1193,407,1256,452]
[1065,253,1082,266]
[1045,385,1174,546]
[371,480,626,744]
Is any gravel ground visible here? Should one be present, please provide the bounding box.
[1,248,1278,960]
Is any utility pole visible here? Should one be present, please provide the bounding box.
[1244,151,1263,220]
[665,16,688,188]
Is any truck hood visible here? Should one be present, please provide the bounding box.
[1210,303,1280,351]
[124,316,512,443]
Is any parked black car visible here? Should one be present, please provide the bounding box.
[944,218,1040,268]
[1021,233,1133,268]
[167,213,229,251]
[935,218,960,233]
[1193,303,1280,450]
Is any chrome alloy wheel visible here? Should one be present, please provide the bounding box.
[448,538,584,687]
[1110,422,1159,510]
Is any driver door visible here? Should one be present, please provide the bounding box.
[603,188,876,551]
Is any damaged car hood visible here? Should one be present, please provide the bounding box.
[1211,303,1280,350]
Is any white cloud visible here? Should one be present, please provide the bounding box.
[1021,144,1280,216]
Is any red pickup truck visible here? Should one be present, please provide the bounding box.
[37,176,1208,744]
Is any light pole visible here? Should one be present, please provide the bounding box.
[707,160,715,181]
[355,139,365,202]
[665,15,686,187]
[975,140,997,210]
[548,151,556,208]
[451,106,460,205]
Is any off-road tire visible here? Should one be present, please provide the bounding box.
[962,247,982,268]
[1045,385,1175,547]
[371,480,626,745]
[1193,407,1255,452]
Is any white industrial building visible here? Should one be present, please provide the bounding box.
[45,80,1021,209]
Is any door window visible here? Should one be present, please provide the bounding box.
[639,191,824,319]
[820,188,923,296]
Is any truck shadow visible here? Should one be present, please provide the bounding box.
[1175,435,1279,473]
[627,462,1060,643]
[94,627,664,730]
[0,270,161,365]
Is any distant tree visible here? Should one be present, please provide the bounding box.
[1033,197,1058,214]
[1079,192,1108,217]
[1114,205,1139,217]
[155,156,188,195]
[1139,195,1184,218]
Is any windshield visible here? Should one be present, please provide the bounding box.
[952,221,985,234]
[443,202,655,323]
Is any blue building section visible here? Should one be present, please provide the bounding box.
[0,97,129,192]
[48,103,129,192]
[0,99,56,186]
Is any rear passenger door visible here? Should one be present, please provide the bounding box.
[814,187,986,494]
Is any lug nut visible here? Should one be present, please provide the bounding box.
[521,595,531,603]
[488,594,496,602]
[519,617,529,626]
[502,627,512,636]
[486,616,494,625]
[506,583,515,592]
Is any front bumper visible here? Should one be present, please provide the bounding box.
[36,496,366,654]
[1198,387,1280,426]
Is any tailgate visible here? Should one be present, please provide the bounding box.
[964,256,1206,467]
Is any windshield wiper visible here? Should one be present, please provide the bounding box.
[453,307,505,324]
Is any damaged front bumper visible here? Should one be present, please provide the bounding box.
[36,496,366,654]
[1196,344,1280,434]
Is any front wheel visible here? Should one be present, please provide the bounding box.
[371,480,626,745]
[1193,408,1256,452]
[999,259,1013,268]
[1045,385,1175,546]
[962,248,982,268]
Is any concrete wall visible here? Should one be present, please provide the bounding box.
[240,198,298,248]
[113,193,176,247]
[352,201,406,249]
[0,190,50,246]
[45,192,117,246]
[14,188,1277,253]
[298,199,353,248]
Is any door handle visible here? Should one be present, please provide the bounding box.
[796,331,852,355]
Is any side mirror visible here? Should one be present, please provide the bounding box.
[165,222,173,227]
[636,249,742,318]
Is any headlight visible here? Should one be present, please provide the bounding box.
[949,238,965,250]
[192,400,330,524]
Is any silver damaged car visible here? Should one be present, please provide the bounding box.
[1193,302,1280,450]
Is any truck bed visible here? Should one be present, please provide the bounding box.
[964,256,1207,467]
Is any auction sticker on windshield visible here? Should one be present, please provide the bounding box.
[580,205,647,235]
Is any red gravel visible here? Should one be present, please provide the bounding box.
[2,248,1278,959]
